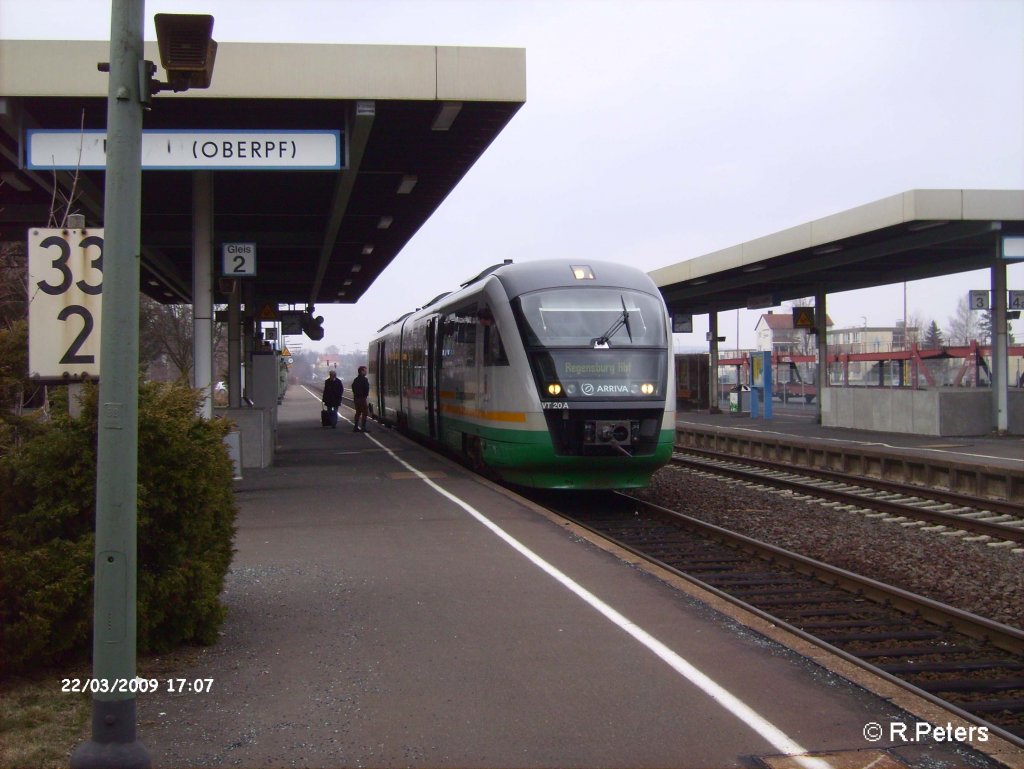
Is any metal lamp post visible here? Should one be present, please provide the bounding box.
[70,1,148,764]
[71,5,217,766]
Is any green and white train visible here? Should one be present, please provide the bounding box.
[368,259,676,489]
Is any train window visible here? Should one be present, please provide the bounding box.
[515,288,665,348]
[483,325,508,366]
[478,305,508,366]
[444,307,476,368]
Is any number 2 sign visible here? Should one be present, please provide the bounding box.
[222,242,256,276]
[28,228,104,380]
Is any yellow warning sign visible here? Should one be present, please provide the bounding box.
[792,307,815,328]
[258,303,278,321]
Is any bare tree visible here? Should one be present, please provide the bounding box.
[139,297,228,384]
[905,311,924,346]
[140,300,195,381]
[0,240,27,328]
[945,296,978,345]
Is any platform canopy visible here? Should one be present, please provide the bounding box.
[0,39,526,307]
[651,189,1024,316]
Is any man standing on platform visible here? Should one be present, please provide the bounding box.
[322,369,343,428]
[352,365,370,432]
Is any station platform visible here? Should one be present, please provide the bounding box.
[135,386,1019,769]
[679,404,1024,471]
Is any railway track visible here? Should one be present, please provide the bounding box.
[537,491,1024,749]
[672,448,1024,549]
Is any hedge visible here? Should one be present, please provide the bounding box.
[0,380,238,676]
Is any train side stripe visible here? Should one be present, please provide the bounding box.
[440,403,528,423]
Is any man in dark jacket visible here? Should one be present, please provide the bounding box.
[351,365,370,432]
[322,369,343,428]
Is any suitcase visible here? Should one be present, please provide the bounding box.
[321,406,335,427]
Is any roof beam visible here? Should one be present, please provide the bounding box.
[309,101,374,307]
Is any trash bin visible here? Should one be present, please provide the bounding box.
[223,429,243,480]
[729,391,753,415]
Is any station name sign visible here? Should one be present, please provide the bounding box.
[27,129,344,171]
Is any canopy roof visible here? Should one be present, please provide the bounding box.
[651,189,1024,316]
[0,39,526,307]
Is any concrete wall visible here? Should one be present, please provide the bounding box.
[1010,390,1024,435]
[215,407,273,468]
[821,387,1023,436]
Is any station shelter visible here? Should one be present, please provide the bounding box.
[0,36,527,466]
[650,189,1024,436]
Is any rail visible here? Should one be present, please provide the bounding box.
[676,425,1024,503]
[540,492,1024,748]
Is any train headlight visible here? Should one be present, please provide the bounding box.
[547,383,563,396]
[640,383,655,395]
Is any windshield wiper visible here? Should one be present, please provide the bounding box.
[592,296,633,348]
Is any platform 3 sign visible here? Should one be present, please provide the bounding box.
[28,228,104,381]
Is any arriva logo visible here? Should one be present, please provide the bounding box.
[581,383,629,395]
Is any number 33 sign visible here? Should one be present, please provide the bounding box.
[28,228,104,380]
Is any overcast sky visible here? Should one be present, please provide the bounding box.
[3,0,1022,355]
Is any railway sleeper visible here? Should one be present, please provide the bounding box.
[737,592,851,607]
[665,555,751,566]
[878,660,1024,674]
[644,549,739,562]
[784,607,885,618]
[723,587,843,599]
[849,645,982,658]
[960,698,1024,714]
[799,620,914,631]
[695,574,808,586]
[820,630,944,643]
[912,678,1024,694]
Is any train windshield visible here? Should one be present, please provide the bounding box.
[514,288,666,348]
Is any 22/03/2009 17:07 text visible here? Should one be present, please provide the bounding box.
[61,678,213,694]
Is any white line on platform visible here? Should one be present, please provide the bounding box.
[363,429,832,769]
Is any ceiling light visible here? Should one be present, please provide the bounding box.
[396,175,417,194]
[741,264,766,273]
[147,279,160,286]
[361,245,374,255]
[690,278,708,285]
[377,216,393,229]
[351,264,362,273]
[344,279,353,286]
[431,101,462,131]
[813,244,842,255]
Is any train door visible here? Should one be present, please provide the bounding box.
[426,316,445,440]
[373,341,385,421]
[426,318,437,439]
